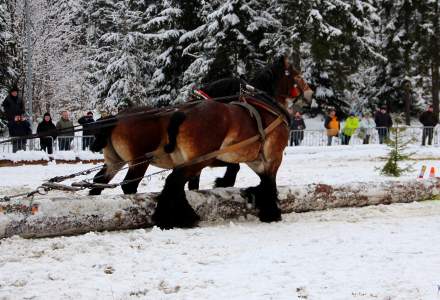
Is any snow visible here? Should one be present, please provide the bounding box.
[1,145,440,299]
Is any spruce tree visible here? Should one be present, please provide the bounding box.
[381,115,414,177]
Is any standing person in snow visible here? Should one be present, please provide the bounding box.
[2,87,25,122]
[2,87,26,139]
[374,105,393,144]
[8,114,31,152]
[56,111,74,151]
[358,112,375,144]
[78,111,95,150]
[341,112,359,145]
[324,108,340,146]
[37,112,57,154]
[290,111,306,146]
[419,104,438,146]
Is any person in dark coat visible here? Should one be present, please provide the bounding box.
[78,111,95,150]
[419,105,438,146]
[37,113,57,154]
[290,111,306,146]
[8,115,31,153]
[374,105,393,144]
[2,87,25,122]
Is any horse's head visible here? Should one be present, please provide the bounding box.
[271,55,313,108]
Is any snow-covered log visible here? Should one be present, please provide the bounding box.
[1,178,439,239]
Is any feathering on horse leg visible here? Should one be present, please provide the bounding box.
[153,165,208,229]
[121,161,149,194]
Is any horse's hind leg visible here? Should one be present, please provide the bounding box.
[153,164,209,229]
[214,163,240,188]
[89,145,124,195]
[89,162,123,195]
[121,161,149,194]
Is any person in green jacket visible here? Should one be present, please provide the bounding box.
[56,111,74,150]
[341,112,359,145]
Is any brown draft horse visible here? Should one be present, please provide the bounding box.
[90,55,312,229]
[186,63,313,190]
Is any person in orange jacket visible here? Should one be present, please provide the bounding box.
[324,108,340,146]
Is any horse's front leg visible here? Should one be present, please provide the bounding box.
[153,163,211,229]
[245,158,282,223]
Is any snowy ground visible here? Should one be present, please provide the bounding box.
[1,144,440,299]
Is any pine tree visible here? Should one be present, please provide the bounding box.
[380,115,414,177]
[300,0,380,115]
[89,0,152,111]
[0,0,18,96]
[144,0,203,105]
[181,0,277,98]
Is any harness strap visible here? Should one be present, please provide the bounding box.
[176,116,284,169]
[230,101,266,142]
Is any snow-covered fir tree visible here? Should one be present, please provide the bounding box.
[88,0,153,111]
[0,0,18,96]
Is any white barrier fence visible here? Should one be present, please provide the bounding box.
[288,126,439,147]
[0,136,95,153]
[0,126,439,154]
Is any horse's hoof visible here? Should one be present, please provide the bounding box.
[121,185,138,194]
[258,206,282,223]
[152,202,200,229]
[89,188,102,196]
[214,177,234,188]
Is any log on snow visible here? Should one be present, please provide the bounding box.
[0,178,439,239]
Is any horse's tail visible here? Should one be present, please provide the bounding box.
[164,111,186,153]
[90,116,117,152]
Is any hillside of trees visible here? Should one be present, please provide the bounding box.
[0,0,439,118]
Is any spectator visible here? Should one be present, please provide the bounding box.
[78,111,95,150]
[324,109,340,146]
[56,111,74,151]
[37,112,57,154]
[8,114,31,153]
[358,112,375,144]
[2,86,25,123]
[341,112,359,145]
[290,111,306,146]
[419,105,438,146]
[374,105,393,144]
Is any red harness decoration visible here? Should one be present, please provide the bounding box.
[194,89,211,100]
[290,86,301,98]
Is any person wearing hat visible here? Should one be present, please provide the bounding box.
[2,86,25,125]
[37,112,57,154]
[78,111,95,150]
[374,105,393,144]
[341,112,359,145]
[419,105,438,146]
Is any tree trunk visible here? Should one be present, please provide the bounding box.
[1,178,439,239]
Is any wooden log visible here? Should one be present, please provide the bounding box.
[1,178,439,239]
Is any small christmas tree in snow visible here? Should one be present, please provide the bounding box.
[380,115,414,177]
